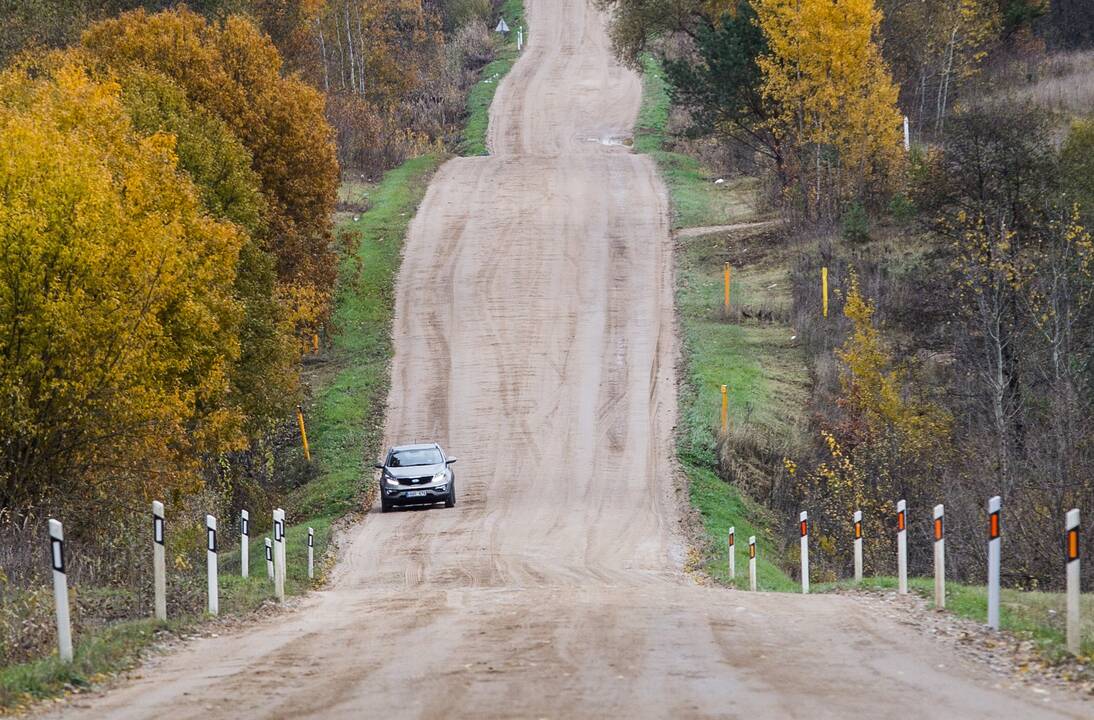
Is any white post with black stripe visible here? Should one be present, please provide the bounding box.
[1066,509,1080,655]
[273,508,285,602]
[896,499,908,595]
[240,509,249,578]
[987,495,1002,630]
[933,504,945,610]
[853,510,863,583]
[727,526,736,581]
[799,511,809,594]
[265,537,274,579]
[307,527,315,580]
[48,519,73,663]
[152,501,166,621]
[748,536,757,591]
[206,515,218,616]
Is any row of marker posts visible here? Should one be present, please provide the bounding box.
[46,505,317,662]
[727,498,1084,654]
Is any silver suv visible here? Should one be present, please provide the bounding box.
[374,443,457,513]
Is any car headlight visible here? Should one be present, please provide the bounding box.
[432,472,446,484]
[385,476,399,486]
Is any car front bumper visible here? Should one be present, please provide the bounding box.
[382,483,450,505]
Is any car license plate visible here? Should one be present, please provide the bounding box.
[407,490,427,498]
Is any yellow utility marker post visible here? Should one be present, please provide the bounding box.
[723,263,732,316]
[297,405,311,462]
[821,266,829,318]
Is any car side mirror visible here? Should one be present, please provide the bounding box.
[373,463,384,470]
[446,458,458,465]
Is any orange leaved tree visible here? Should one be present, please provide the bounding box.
[82,7,340,337]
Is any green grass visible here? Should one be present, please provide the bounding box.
[459,0,526,156]
[818,576,1094,662]
[0,619,171,712]
[635,55,758,229]
[676,233,808,593]
[635,53,803,591]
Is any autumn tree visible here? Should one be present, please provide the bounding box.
[918,103,1094,585]
[117,66,300,434]
[792,276,950,578]
[754,0,903,218]
[0,55,247,512]
[82,7,340,335]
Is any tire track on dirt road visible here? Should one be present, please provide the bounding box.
[44,0,1089,717]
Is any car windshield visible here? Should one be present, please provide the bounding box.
[388,448,443,467]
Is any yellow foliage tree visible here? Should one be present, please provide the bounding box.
[791,275,950,573]
[754,0,903,216]
[0,56,247,511]
[836,274,951,454]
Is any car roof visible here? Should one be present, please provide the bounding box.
[389,443,442,453]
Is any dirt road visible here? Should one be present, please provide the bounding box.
[47,1,1088,717]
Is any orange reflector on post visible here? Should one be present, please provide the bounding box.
[897,510,905,532]
[1067,528,1079,561]
[729,531,735,547]
[854,520,862,539]
[934,517,944,541]
[800,519,808,537]
[989,511,1000,540]
[749,542,756,559]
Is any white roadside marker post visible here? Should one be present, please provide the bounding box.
[903,116,911,152]
[987,495,1002,630]
[728,526,736,581]
[896,500,908,594]
[853,510,863,583]
[152,501,166,621]
[748,536,757,591]
[1066,509,1081,655]
[48,519,73,663]
[265,537,274,579]
[933,504,945,610]
[799,511,809,594]
[518,26,523,51]
[206,515,218,616]
[307,527,315,580]
[240,509,249,578]
[273,508,285,602]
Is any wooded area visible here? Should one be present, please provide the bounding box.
[600,0,1094,589]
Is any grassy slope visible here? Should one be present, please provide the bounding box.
[635,56,757,229]
[0,156,442,711]
[636,55,800,591]
[460,0,526,156]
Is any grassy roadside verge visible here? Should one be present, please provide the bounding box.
[460,0,526,156]
[817,576,1094,662]
[635,56,757,229]
[636,55,800,591]
[0,156,442,713]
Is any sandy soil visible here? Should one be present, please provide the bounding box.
[43,1,1090,717]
